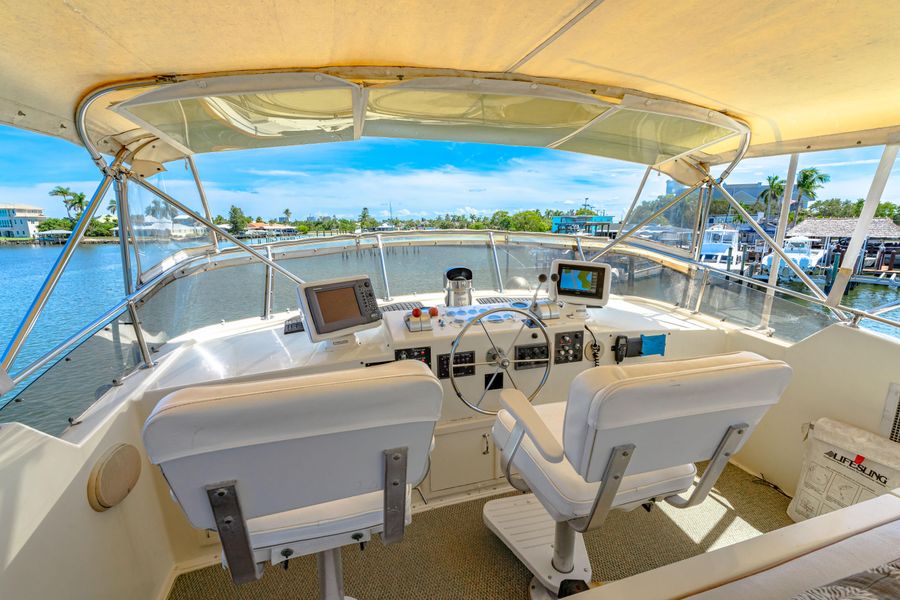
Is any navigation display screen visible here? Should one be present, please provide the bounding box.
[559,267,600,295]
[300,276,383,342]
[317,286,362,325]
[553,260,610,306]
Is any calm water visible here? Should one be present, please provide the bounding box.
[0,243,898,434]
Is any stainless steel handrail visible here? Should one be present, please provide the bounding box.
[4,230,899,393]
[123,229,900,331]
[870,298,900,317]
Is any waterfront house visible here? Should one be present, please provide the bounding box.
[0,203,46,238]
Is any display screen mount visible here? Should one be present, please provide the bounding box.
[551,259,612,308]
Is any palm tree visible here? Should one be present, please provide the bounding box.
[757,175,785,222]
[49,185,75,218]
[283,208,292,223]
[68,192,87,217]
[144,198,177,221]
[108,197,117,216]
[793,168,830,224]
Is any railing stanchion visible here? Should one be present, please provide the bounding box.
[576,236,586,261]
[693,269,709,314]
[489,231,504,292]
[377,234,392,301]
[263,246,274,320]
[127,301,154,369]
[693,270,710,313]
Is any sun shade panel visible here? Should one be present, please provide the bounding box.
[113,74,359,155]
[111,74,742,182]
[558,108,738,166]
[364,87,609,148]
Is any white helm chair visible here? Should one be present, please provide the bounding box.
[143,361,442,599]
[484,352,792,599]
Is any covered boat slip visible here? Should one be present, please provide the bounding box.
[2,2,900,600]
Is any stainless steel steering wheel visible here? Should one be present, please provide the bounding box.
[448,306,552,415]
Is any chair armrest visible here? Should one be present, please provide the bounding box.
[499,390,564,463]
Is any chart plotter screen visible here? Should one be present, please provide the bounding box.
[559,267,600,295]
[553,260,610,306]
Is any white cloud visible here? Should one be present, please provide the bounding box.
[172,153,666,220]
[455,206,484,216]
[807,159,880,169]
[11,145,898,222]
[243,169,310,177]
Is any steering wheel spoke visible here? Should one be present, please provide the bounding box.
[477,368,503,407]
[502,367,519,390]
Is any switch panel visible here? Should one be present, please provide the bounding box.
[437,351,476,379]
[395,346,432,368]
[283,316,305,335]
[555,331,583,364]
[514,343,549,370]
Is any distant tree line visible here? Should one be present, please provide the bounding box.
[38,186,117,237]
[212,205,607,234]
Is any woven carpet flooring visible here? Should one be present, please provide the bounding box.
[168,464,792,600]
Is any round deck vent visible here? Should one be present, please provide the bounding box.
[87,443,142,512]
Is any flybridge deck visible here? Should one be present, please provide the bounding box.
[2,3,900,599]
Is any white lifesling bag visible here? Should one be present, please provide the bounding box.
[788,417,900,522]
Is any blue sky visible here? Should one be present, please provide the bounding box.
[1,124,898,221]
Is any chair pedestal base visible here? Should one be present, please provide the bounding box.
[484,495,591,597]
[316,548,356,600]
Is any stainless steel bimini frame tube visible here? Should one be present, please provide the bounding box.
[128,173,306,287]
[592,180,706,260]
[114,176,134,295]
[759,153,799,330]
[0,160,119,375]
[709,178,832,303]
[187,155,220,254]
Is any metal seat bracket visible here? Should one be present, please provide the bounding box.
[205,482,262,584]
[383,447,408,544]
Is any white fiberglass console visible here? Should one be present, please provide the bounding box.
[551,259,611,308]
[298,275,383,343]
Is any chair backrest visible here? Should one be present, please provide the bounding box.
[564,352,791,482]
[143,360,442,530]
